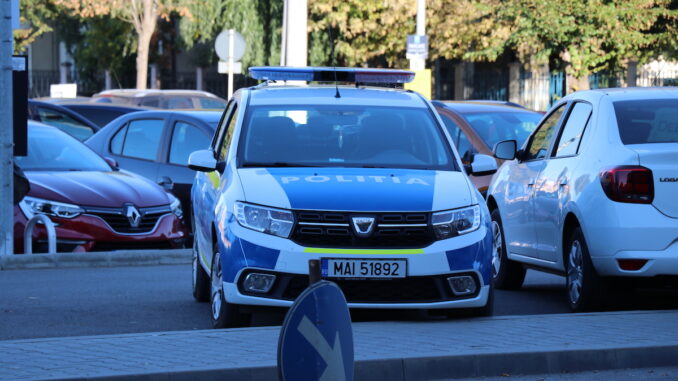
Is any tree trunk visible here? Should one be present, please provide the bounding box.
[560,49,590,94]
[134,0,158,90]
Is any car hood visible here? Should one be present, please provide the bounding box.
[25,170,171,208]
[237,167,474,212]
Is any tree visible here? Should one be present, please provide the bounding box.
[429,0,678,92]
[179,0,282,70]
[308,0,416,68]
[13,0,59,53]
[54,0,189,89]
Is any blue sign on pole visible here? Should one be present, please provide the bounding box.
[278,281,354,381]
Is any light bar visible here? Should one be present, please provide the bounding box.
[248,66,415,84]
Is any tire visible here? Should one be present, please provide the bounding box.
[470,284,495,317]
[192,237,210,303]
[490,208,526,289]
[565,227,607,312]
[210,242,245,328]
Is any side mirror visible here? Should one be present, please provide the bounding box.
[470,154,498,176]
[493,140,517,161]
[188,150,217,172]
[104,156,119,171]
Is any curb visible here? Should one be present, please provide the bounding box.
[0,249,191,270]
[32,343,678,381]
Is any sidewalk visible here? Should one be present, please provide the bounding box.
[2,310,678,380]
[0,249,191,270]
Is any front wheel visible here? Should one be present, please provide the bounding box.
[566,227,606,312]
[210,244,245,328]
[491,208,526,289]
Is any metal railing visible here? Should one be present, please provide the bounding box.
[23,215,57,254]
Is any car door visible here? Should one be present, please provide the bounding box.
[108,118,166,182]
[502,104,567,258]
[157,118,213,231]
[195,100,239,268]
[534,101,593,262]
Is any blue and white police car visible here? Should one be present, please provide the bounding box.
[188,67,499,327]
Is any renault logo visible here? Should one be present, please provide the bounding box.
[351,216,376,237]
[124,205,142,228]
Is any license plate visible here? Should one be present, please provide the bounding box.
[321,258,407,279]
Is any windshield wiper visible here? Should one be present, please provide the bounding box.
[241,162,321,168]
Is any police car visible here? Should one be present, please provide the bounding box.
[188,67,498,327]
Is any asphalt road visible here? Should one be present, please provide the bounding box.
[1,264,677,341]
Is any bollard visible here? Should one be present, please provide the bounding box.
[23,214,57,254]
[308,259,321,285]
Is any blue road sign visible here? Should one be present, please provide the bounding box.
[406,34,428,59]
[278,281,354,381]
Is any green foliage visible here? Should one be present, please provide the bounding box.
[179,0,283,69]
[431,0,678,80]
[14,0,59,53]
[308,0,416,68]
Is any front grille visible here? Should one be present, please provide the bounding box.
[84,205,171,234]
[291,210,434,248]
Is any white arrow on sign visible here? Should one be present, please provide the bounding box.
[297,315,346,381]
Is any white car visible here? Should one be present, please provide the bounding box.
[487,87,678,312]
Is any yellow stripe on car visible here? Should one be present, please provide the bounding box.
[303,248,424,255]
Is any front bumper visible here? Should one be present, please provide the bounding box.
[212,220,493,309]
[13,205,187,253]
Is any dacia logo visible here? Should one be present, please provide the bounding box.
[660,177,678,183]
[351,216,375,237]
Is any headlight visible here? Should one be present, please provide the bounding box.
[432,205,481,239]
[234,202,294,238]
[19,196,83,219]
[169,196,183,219]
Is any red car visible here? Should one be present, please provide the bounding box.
[13,121,187,253]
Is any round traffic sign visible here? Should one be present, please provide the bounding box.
[215,30,246,62]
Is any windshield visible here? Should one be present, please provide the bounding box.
[15,126,112,172]
[460,111,542,149]
[238,105,456,170]
[614,99,678,144]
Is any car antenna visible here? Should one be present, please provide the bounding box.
[328,26,341,98]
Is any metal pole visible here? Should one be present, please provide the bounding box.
[280,0,288,66]
[228,29,234,99]
[308,259,321,285]
[409,0,426,71]
[285,0,307,68]
[1,0,15,257]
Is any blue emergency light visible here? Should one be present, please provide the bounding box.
[249,66,415,84]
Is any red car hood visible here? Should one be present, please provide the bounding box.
[25,170,171,208]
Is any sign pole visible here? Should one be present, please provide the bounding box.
[227,29,234,99]
[1,0,15,257]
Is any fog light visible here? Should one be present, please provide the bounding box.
[447,275,477,296]
[618,259,648,271]
[243,273,276,293]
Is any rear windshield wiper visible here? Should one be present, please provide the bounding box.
[241,162,321,168]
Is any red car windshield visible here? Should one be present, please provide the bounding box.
[15,125,111,172]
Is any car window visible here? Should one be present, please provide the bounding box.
[169,121,211,166]
[140,98,159,108]
[218,103,240,161]
[199,97,227,109]
[36,106,94,141]
[524,104,566,161]
[67,107,127,127]
[110,125,126,155]
[115,119,164,161]
[461,111,541,150]
[163,97,194,109]
[239,105,456,171]
[15,126,110,172]
[440,114,474,163]
[554,102,592,157]
[614,99,678,144]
